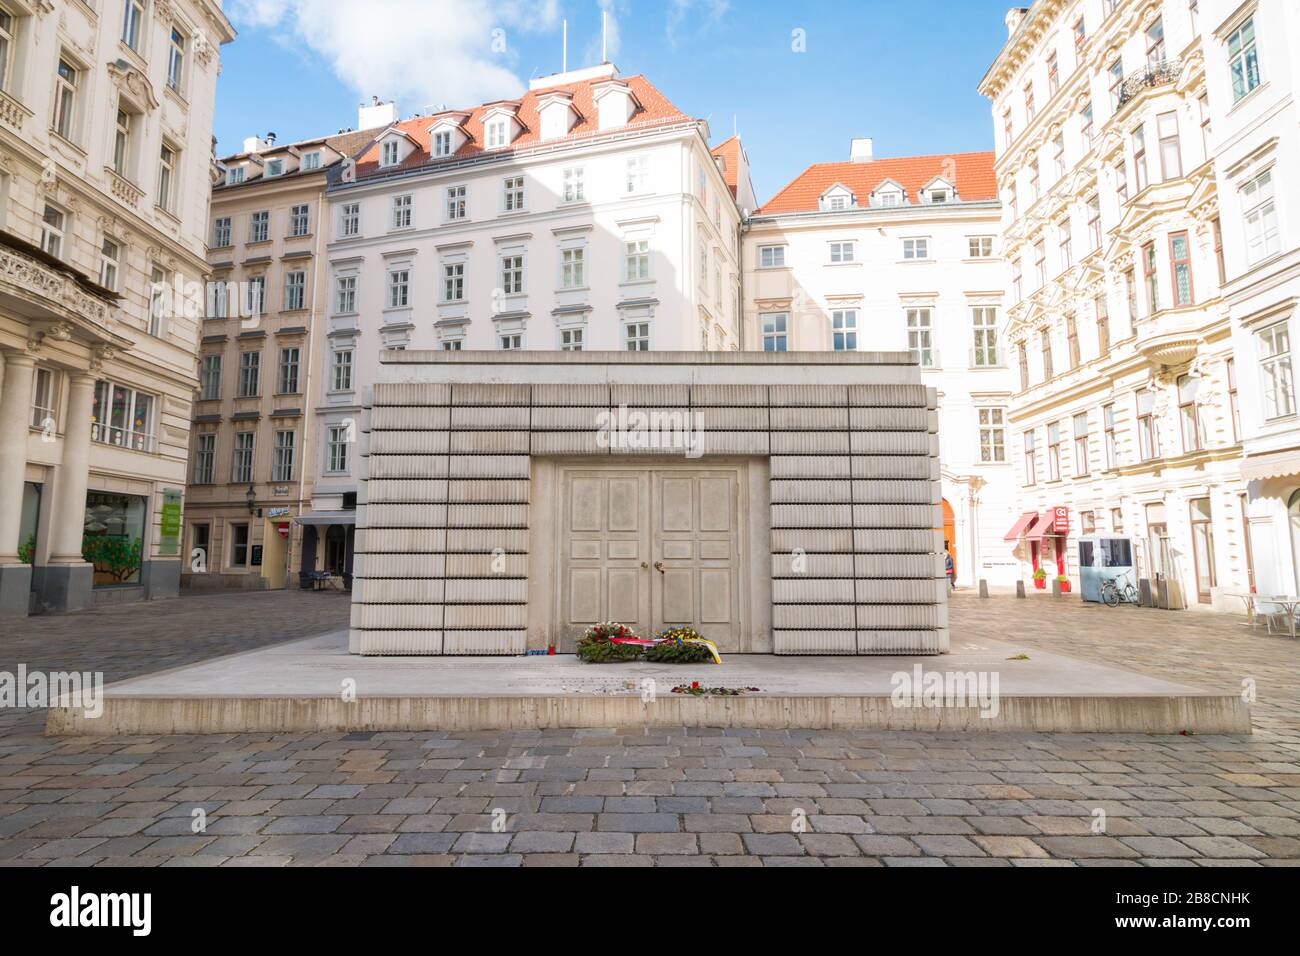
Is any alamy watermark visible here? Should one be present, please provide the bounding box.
[0,665,103,718]
[890,665,1000,719]
[594,404,705,459]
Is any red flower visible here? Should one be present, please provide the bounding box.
[691,681,699,689]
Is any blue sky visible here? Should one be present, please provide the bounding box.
[217,0,1015,204]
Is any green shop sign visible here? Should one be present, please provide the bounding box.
[159,488,182,556]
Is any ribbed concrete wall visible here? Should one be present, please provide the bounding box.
[350,353,946,656]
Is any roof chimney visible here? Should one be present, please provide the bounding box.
[850,138,873,163]
[358,97,399,131]
[1005,7,1029,37]
[242,135,271,154]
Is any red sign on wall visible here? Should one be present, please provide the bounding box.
[1052,506,1070,534]
[277,522,290,539]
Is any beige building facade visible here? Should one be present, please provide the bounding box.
[182,127,372,591]
[0,0,233,616]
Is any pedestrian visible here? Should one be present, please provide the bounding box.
[944,540,955,591]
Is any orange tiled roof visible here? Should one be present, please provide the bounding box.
[711,135,740,198]
[352,75,695,179]
[759,151,998,214]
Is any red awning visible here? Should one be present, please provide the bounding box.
[1023,513,1053,541]
[1003,512,1038,542]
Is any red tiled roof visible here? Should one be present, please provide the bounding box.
[352,75,694,179]
[759,151,998,214]
[711,135,740,198]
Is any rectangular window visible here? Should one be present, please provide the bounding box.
[625,321,651,351]
[759,245,786,268]
[1003,109,1014,148]
[501,254,524,294]
[238,351,261,397]
[273,267,302,311]
[1116,160,1129,205]
[1228,17,1260,102]
[1041,329,1054,380]
[212,216,231,247]
[277,347,300,394]
[442,262,465,301]
[442,187,464,222]
[1073,16,1086,63]
[1125,268,1138,325]
[229,522,249,568]
[200,354,222,401]
[387,269,410,308]
[1080,102,1094,146]
[1213,217,1226,285]
[1157,111,1182,181]
[1047,52,1059,95]
[113,105,132,176]
[1227,357,1240,441]
[1034,240,1046,287]
[624,240,649,282]
[1024,82,1035,121]
[381,140,399,166]
[831,309,858,351]
[326,425,349,473]
[53,58,78,140]
[1178,373,1202,453]
[1111,507,1124,534]
[340,202,360,237]
[559,328,584,351]
[498,333,522,350]
[829,241,856,263]
[208,280,229,319]
[1132,125,1148,191]
[1073,412,1089,476]
[1146,17,1166,67]
[1087,195,1101,250]
[0,11,13,93]
[289,203,309,237]
[1095,294,1110,355]
[972,306,999,367]
[1242,169,1279,263]
[1047,422,1062,481]
[1103,403,1117,469]
[431,131,451,157]
[121,0,143,49]
[1109,58,1124,108]
[245,275,265,318]
[1059,219,1073,269]
[331,350,353,392]
[1023,429,1037,486]
[761,312,787,352]
[562,167,585,203]
[335,275,357,313]
[503,176,525,212]
[906,308,934,367]
[1018,344,1029,391]
[1143,242,1159,315]
[1053,133,1066,180]
[625,156,649,194]
[193,434,215,484]
[1066,314,1080,369]
[561,248,585,289]
[902,237,929,260]
[41,203,65,258]
[1137,388,1160,460]
[99,238,120,291]
[301,151,320,171]
[1169,231,1193,306]
[30,367,55,430]
[226,166,245,186]
[978,408,1006,463]
[1259,321,1295,420]
[1189,497,1216,601]
[968,236,994,258]
[231,433,256,483]
[249,210,269,243]
[91,380,156,453]
[393,193,413,228]
[272,430,295,483]
[1012,257,1023,301]
[485,120,507,149]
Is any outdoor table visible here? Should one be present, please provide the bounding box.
[1260,595,1300,639]
[1225,591,1259,627]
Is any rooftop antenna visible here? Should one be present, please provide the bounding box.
[602,9,608,62]
[733,115,737,137]
[562,19,568,73]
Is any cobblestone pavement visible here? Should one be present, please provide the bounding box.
[1,589,1298,867]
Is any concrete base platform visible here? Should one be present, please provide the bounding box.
[46,630,1251,736]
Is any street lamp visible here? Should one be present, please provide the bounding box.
[245,484,261,517]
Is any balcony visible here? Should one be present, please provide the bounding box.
[1117,59,1182,109]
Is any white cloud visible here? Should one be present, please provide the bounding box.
[228,0,561,115]
[666,0,729,46]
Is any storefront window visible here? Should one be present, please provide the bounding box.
[82,492,146,586]
[18,483,42,564]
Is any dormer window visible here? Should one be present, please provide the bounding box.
[265,158,284,177]
[432,130,452,157]
[301,151,321,171]
[381,140,400,166]
[876,190,902,207]
[921,178,956,205]
[226,166,245,186]
[929,189,948,204]
[828,196,848,211]
[485,120,508,149]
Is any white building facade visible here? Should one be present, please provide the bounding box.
[981,0,1247,608]
[742,145,1019,587]
[308,64,749,575]
[0,0,233,616]
[1207,0,1300,597]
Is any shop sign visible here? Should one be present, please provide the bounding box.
[1052,506,1070,534]
[159,488,182,556]
[267,507,291,518]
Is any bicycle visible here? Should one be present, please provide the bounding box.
[1100,571,1139,607]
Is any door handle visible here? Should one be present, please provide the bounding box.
[654,561,666,574]
[641,562,648,569]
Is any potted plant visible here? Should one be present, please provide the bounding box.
[1056,574,1072,594]
[1032,567,1047,590]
